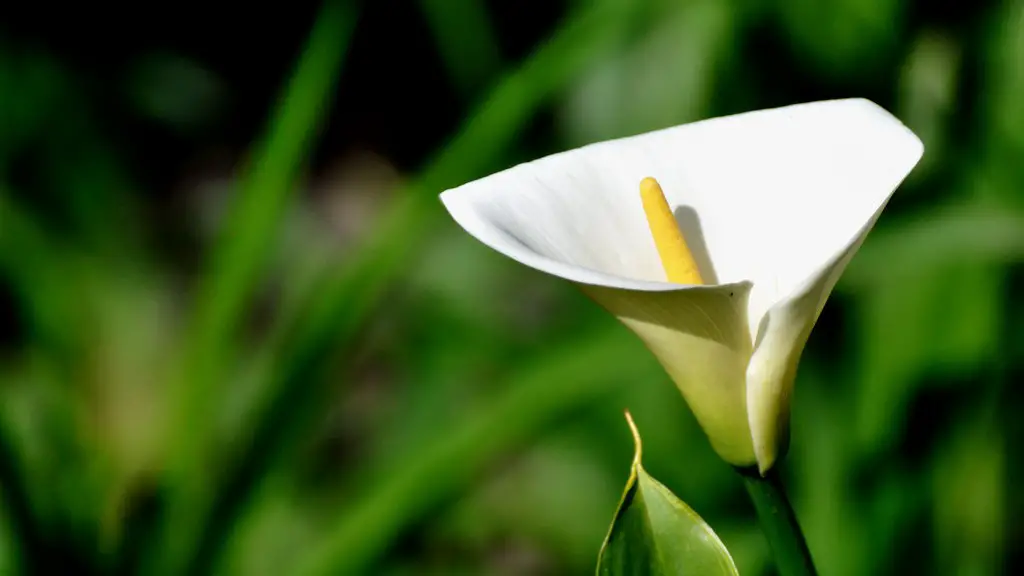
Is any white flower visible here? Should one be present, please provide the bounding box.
[440,98,923,473]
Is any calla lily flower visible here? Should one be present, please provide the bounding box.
[440,99,923,473]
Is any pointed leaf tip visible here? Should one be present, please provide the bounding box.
[624,410,642,467]
[597,414,739,575]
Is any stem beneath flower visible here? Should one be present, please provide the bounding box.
[740,468,818,576]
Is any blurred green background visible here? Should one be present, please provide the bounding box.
[1,0,1023,574]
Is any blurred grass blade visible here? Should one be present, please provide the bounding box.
[294,328,660,576]
[195,2,636,572]
[0,195,105,572]
[279,0,634,383]
[169,0,357,481]
[418,0,501,98]
[840,200,1024,291]
[597,413,739,576]
[153,1,357,572]
[932,417,1005,576]
[853,262,1002,452]
[0,412,48,574]
[272,0,633,372]
[0,193,81,363]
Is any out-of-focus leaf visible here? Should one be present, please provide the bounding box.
[0,354,93,573]
[218,477,318,576]
[561,0,736,144]
[775,0,903,81]
[418,0,501,99]
[982,0,1024,158]
[715,524,771,576]
[0,53,144,255]
[168,0,357,483]
[931,418,1005,576]
[293,327,660,576]
[0,194,83,359]
[897,31,961,182]
[127,53,226,134]
[0,52,65,157]
[841,201,1024,291]
[440,436,623,571]
[597,413,738,576]
[795,359,930,576]
[978,0,1024,213]
[789,360,870,576]
[852,261,1002,451]
[154,2,359,574]
[839,199,1012,451]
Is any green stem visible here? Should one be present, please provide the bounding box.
[740,468,818,576]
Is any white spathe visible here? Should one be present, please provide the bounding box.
[440,98,923,473]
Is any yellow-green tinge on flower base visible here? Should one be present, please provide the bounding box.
[440,99,923,473]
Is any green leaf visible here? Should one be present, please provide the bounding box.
[851,259,1003,451]
[597,413,738,576]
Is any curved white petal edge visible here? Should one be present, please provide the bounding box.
[440,98,923,473]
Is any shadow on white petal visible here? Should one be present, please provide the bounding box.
[674,205,720,284]
[584,282,758,467]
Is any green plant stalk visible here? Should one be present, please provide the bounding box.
[740,468,818,576]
